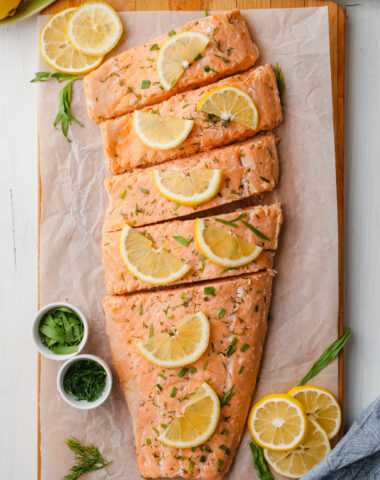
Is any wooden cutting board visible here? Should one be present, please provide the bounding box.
[38,0,345,475]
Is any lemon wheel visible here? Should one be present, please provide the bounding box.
[119,225,190,285]
[158,382,220,448]
[137,312,210,368]
[197,85,259,129]
[152,168,222,206]
[40,8,103,74]
[195,218,263,268]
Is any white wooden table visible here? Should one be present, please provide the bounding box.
[0,1,379,477]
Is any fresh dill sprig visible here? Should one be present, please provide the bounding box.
[31,72,83,142]
[64,437,112,480]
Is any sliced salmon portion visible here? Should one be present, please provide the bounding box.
[101,65,282,174]
[84,11,259,123]
[102,203,282,294]
[103,133,279,232]
[103,271,273,480]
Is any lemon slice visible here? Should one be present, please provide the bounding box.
[119,225,190,285]
[158,382,220,448]
[137,312,209,368]
[248,394,308,451]
[152,168,223,206]
[40,8,103,74]
[288,385,341,440]
[194,218,263,268]
[197,85,259,129]
[134,110,194,150]
[157,31,210,90]
[67,2,123,56]
[264,418,331,478]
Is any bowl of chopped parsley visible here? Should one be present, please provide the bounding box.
[57,354,113,409]
[32,302,88,360]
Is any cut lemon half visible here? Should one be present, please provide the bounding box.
[195,218,263,268]
[137,312,210,368]
[288,385,341,440]
[134,110,194,150]
[119,225,190,285]
[152,168,223,206]
[157,31,209,90]
[158,382,220,448]
[40,8,103,74]
[248,394,308,451]
[197,85,259,129]
[264,418,331,478]
[67,2,123,56]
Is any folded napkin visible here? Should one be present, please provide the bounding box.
[303,395,380,479]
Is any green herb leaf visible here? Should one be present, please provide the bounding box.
[150,44,159,51]
[241,220,270,241]
[140,188,150,194]
[63,360,107,402]
[249,441,274,480]
[141,80,151,89]
[259,176,270,183]
[298,328,351,386]
[178,367,188,377]
[30,72,79,83]
[273,63,284,102]
[173,235,189,247]
[220,386,235,406]
[120,189,126,199]
[64,437,112,480]
[204,286,216,296]
[170,387,178,398]
[215,213,247,228]
[168,30,176,37]
[204,8,209,16]
[201,254,206,272]
[218,308,226,319]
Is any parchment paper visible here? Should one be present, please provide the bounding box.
[37,7,338,480]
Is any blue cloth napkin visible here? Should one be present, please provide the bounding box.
[303,395,380,479]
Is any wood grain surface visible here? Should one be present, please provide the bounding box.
[38,0,345,473]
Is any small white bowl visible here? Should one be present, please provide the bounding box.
[32,302,88,361]
[57,354,113,410]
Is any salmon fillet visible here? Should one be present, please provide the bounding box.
[103,271,273,480]
[102,203,282,294]
[84,11,259,123]
[101,65,282,174]
[103,133,279,232]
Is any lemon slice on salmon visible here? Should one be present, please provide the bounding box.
[157,31,210,90]
[137,312,210,368]
[197,85,259,129]
[134,110,194,150]
[119,225,190,285]
[40,8,103,74]
[158,382,220,448]
[263,418,331,478]
[152,168,223,206]
[288,385,341,440]
[195,218,263,268]
[67,2,123,56]
[248,394,308,451]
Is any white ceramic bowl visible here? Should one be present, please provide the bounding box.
[32,302,88,361]
[57,354,113,410]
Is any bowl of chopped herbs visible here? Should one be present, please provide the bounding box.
[32,302,88,360]
[57,354,112,409]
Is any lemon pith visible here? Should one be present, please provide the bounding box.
[248,393,308,451]
[119,225,190,285]
[40,8,104,74]
[152,168,223,206]
[67,2,123,56]
[288,385,342,440]
[158,382,220,448]
[263,417,331,478]
[197,85,259,129]
[134,110,194,150]
[156,31,210,90]
[194,218,263,268]
[137,312,210,368]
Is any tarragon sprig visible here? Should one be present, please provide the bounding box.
[31,72,83,142]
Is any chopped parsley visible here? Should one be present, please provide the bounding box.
[218,308,226,319]
[150,44,159,51]
[168,30,176,37]
[120,189,126,199]
[204,286,216,296]
[141,80,151,89]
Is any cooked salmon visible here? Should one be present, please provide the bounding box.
[102,203,282,294]
[84,11,259,123]
[103,133,279,232]
[101,65,282,174]
[103,271,273,479]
